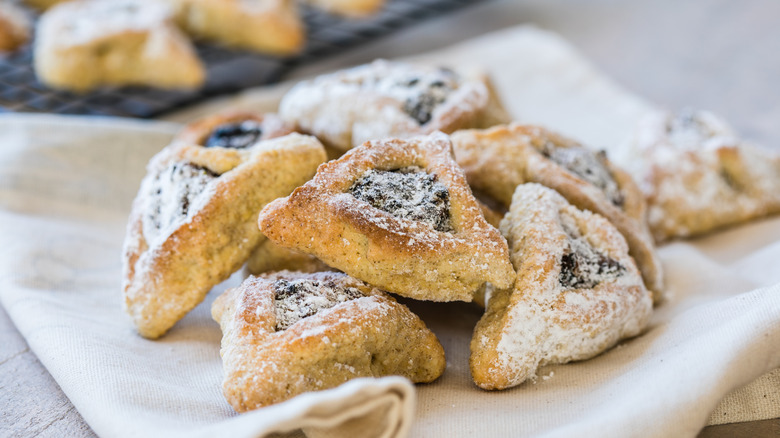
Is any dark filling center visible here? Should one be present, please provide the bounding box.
[349,166,453,232]
[398,69,457,125]
[203,121,263,149]
[559,250,625,290]
[543,144,624,207]
[273,279,363,331]
[558,220,625,289]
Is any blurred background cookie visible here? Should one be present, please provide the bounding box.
[21,0,68,10]
[34,0,205,91]
[622,109,780,242]
[302,0,384,17]
[167,0,305,55]
[0,1,30,52]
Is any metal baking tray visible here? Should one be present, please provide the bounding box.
[0,0,479,118]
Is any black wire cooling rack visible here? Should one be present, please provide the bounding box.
[0,0,479,118]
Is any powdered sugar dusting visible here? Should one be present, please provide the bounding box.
[369,66,460,125]
[278,60,488,149]
[620,108,780,241]
[273,278,363,331]
[664,109,736,151]
[484,184,652,388]
[306,61,461,127]
[53,0,173,47]
[622,109,738,192]
[141,162,217,245]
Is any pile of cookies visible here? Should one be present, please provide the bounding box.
[23,0,385,91]
[122,59,780,411]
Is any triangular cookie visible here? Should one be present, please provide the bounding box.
[452,123,665,302]
[470,184,652,390]
[35,0,204,91]
[123,113,326,339]
[212,271,446,411]
[258,131,516,302]
[622,109,780,242]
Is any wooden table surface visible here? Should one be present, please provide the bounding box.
[2,0,779,436]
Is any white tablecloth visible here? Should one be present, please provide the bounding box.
[1,26,778,438]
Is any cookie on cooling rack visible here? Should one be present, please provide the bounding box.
[258,131,516,302]
[122,112,326,339]
[0,2,30,52]
[279,59,509,152]
[212,271,446,411]
[34,0,205,91]
[166,0,304,55]
[302,0,384,17]
[470,184,652,390]
[452,124,665,303]
[623,109,780,242]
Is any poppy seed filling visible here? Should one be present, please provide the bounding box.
[396,69,458,125]
[558,219,625,289]
[273,279,363,331]
[350,166,454,232]
[543,144,624,207]
[203,120,263,149]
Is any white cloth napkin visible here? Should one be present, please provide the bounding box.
[1,26,778,438]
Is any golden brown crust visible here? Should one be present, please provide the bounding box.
[122,114,326,339]
[258,131,516,302]
[451,123,665,303]
[212,271,446,411]
[470,184,652,390]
